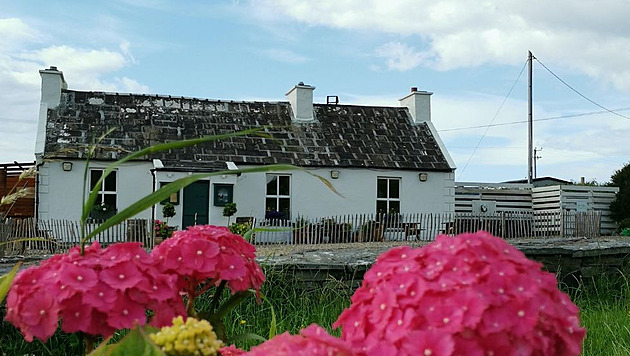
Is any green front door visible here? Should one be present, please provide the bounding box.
[182,181,209,229]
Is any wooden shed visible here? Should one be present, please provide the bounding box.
[532,185,619,235]
[0,161,36,218]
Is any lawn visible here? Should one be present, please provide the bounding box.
[1,266,629,355]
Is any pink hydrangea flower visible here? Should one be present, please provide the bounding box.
[219,345,247,356]
[5,241,184,342]
[151,225,265,297]
[334,231,586,356]
[245,324,355,356]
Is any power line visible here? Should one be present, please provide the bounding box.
[438,107,630,132]
[457,60,528,180]
[535,57,630,120]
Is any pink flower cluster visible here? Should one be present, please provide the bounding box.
[334,231,586,356]
[219,345,246,356]
[5,242,184,342]
[152,225,265,296]
[245,324,355,356]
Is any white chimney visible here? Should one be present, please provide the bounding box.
[36,66,67,156]
[286,82,315,122]
[399,87,432,124]
[39,66,67,108]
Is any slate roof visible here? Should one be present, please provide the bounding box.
[43,90,453,172]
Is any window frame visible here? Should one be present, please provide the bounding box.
[376,177,401,214]
[265,174,291,219]
[89,168,118,217]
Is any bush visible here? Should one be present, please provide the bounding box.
[609,163,630,226]
[229,221,251,236]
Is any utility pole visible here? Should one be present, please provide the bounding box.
[527,51,534,184]
[534,147,542,179]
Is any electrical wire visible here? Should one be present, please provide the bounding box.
[535,57,630,120]
[456,60,528,180]
[438,107,630,132]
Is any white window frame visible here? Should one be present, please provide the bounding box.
[376,177,401,214]
[89,168,118,211]
[265,174,291,219]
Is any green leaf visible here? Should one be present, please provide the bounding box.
[81,129,268,225]
[88,326,164,356]
[231,332,266,343]
[214,290,253,320]
[84,164,315,243]
[255,291,277,339]
[243,228,254,241]
[0,262,21,304]
[81,127,118,224]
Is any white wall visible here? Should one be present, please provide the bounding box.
[39,161,455,227]
[233,166,455,221]
[38,160,154,220]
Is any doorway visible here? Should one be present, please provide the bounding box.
[182,181,209,229]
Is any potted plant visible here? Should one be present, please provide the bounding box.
[155,203,177,244]
[223,203,237,225]
[91,202,116,220]
[265,209,287,221]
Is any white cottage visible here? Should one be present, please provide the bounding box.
[35,67,456,230]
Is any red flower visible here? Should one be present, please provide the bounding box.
[334,231,586,356]
[152,225,265,297]
[5,241,183,342]
[245,324,355,356]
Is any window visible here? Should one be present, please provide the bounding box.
[376,177,400,214]
[265,174,290,219]
[90,169,117,217]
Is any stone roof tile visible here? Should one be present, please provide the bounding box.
[43,90,453,172]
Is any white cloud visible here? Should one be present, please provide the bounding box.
[0,18,148,163]
[375,42,426,71]
[263,48,310,63]
[252,0,630,91]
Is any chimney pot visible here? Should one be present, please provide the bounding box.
[411,87,418,92]
[49,66,58,71]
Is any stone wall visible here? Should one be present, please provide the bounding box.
[256,237,630,287]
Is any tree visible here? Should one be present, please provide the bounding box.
[609,162,630,227]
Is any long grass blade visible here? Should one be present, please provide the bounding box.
[0,262,22,304]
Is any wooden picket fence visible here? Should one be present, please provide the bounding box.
[0,211,604,255]
[0,218,152,257]
[251,210,603,245]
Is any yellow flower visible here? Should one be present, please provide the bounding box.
[150,316,223,355]
[240,320,246,325]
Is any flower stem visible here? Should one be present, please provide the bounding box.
[186,296,197,317]
[84,334,96,354]
[209,280,227,313]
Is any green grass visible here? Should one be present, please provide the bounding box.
[565,271,630,355]
[1,267,630,355]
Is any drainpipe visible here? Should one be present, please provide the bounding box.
[150,168,156,239]
[150,159,164,247]
[34,161,45,220]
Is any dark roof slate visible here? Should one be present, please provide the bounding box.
[43,90,453,172]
